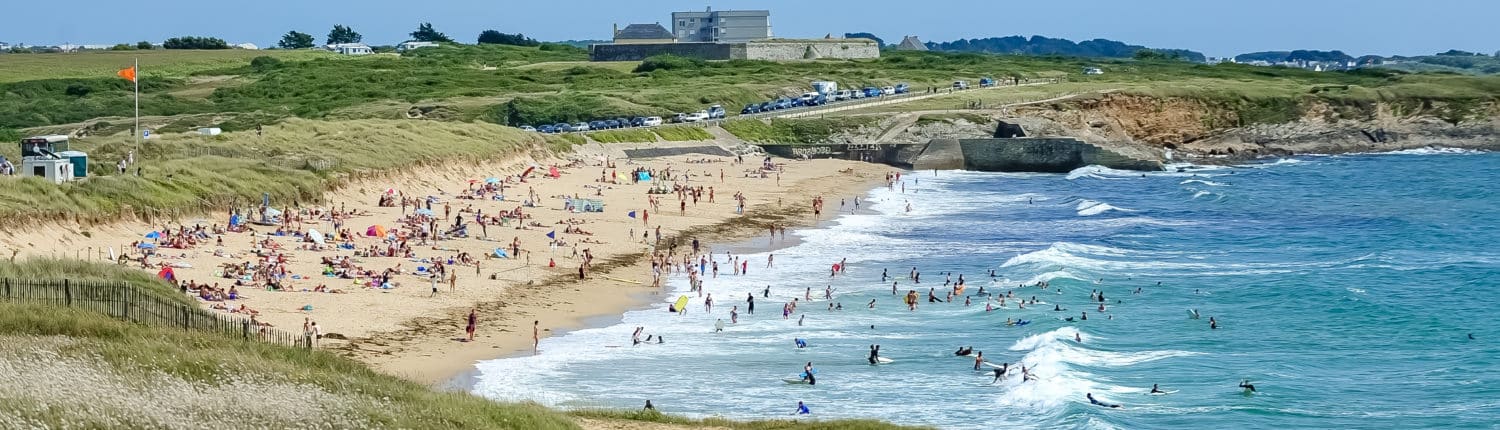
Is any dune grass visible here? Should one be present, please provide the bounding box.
[0,119,548,228]
[587,129,658,143]
[0,301,580,430]
[721,118,879,144]
[653,126,715,142]
[0,49,335,84]
[0,258,190,306]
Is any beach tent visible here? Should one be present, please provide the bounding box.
[615,171,631,182]
[548,166,560,178]
[628,211,637,219]
[522,166,536,178]
[366,225,388,237]
[637,171,652,182]
[144,231,162,240]
[136,242,157,249]
[493,248,509,258]
[308,229,325,245]
[485,177,500,184]
[415,208,435,216]
[229,214,242,226]
[157,267,176,281]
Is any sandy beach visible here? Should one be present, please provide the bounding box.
[0,145,889,386]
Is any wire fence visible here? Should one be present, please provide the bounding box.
[0,278,313,349]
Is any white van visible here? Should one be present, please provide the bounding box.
[643,117,663,127]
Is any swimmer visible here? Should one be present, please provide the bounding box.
[868,299,876,309]
[973,351,985,371]
[1210,317,1219,329]
[1239,379,1256,393]
[1087,393,1121,408]
[794,401,811,415]
[1075,333,1082,343]
[1470,333,1477,340]
[794,338,808,348]
[954,346,973,356]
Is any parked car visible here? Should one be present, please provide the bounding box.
[673,113,689,123]
[616,117,630,128]
[707,105,726,119]
[837,89,855,101]
[631,117,647,127]
[742,104,760,114]
[799,92,821,105]
[881,86,896,95]
[643,116,663,126]
[953,80,969,90]
[894,83,910,94]
[979,77,996,87]
[863,87,882,98]
[850,90,866,100]
[604,120,619,129]
[588,120,605,130]
[555,123,574,132]
[538,125,555,133]
[685,111,710,122]
[519,125,536,132]
[574,122,590,131]
[758,101,774,111]
[779,98,795,109]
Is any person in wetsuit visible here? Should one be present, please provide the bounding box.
[1087,393,1121,408]
[1239,379,1256,393]
[868,344,880,364]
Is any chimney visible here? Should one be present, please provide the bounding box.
[613,23,619,38]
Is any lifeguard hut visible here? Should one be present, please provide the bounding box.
[20,135,87,184]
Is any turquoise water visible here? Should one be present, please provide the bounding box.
[474,150,1499,429]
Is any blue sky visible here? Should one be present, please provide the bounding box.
[3,0,1493,57]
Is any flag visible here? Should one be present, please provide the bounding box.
[117,66,136,82]
[627,211,637,219]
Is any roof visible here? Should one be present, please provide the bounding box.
[616,24,674,40]
[896,36,928,51]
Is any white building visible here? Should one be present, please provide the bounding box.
[327,43,373,55]
[396,41,439,52]
[0,42,10,51]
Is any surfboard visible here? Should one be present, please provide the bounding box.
[1147,390,1179,395]
[673,295,689,311]
[782,378,810,384]
[603,275,643,285]
[869,357,894,365]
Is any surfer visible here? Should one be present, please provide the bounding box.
[1190,309,1200,319]
[868,299,877,309]
[954,346,973,356]
[1150,384,1164,394]
[1239,379,1256,393]
[1087,393,1121,408]
[1209,317,1219,330]
[882,268,888,282]
[973,351,985,370]
[747,294,755,315]
[795,338,808,348]
[802,362,816,385]
[868,344,881,364]
[632,326,643,345]
[794,401,811,415]
[1470,333,1477,340]
[992,363,1010,383]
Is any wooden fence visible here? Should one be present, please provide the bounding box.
[0,278,313,349]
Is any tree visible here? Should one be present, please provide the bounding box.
[844,33,885,47]
[1133,49,1167,61]
[110,43,135,51]
[136,41,153,50]
[477,30,539,46]
[278,31,315,49]
[327,25,362,45]
[410,22,452,43]
[162,36,229,50]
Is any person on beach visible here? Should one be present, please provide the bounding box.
[532,320,540,353]
[704,293,713,313]
[465,308,477,342]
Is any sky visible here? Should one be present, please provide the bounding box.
[2,0,1494,58]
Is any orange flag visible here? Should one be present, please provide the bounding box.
[117,66,136,82]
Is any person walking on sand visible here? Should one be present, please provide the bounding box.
[465,308,478,342]
[448,272,457,292]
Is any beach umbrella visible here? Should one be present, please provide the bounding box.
[415,208,435,216]
[308,229,325,245]
[493,248,509,259]
[521,166,536,178]
[485,177,500,184]
[144,231,162,240]
[137,242,157,249]
[157,267,175,281]
[366,225,387,237]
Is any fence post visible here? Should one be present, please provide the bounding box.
[243,320,250,340]
[122,286,130,320]
[64,279,72,307]
[4,278,9,298]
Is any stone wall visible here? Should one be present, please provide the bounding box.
[589,43,732,62]
[957,138,1162,172]
[741,40,880,60]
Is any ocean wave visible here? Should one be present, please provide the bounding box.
[1076,200,1135,217]
[1190,190,1214,200]
[1180,179,1229,187]
[1374,147,1488,156]
[1065,165,1139,181]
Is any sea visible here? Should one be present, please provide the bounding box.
[473,149,1499,429]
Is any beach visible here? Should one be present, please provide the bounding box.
[0,147,890,386]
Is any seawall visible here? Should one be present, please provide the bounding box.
[758,138,1162,173]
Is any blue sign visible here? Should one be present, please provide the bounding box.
[143,130,151,138]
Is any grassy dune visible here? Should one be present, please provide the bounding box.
[0,119,552,227]
[0,49,335,83]
[0,258,190,305]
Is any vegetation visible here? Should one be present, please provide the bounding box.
[161,36,229,50]
[586,129,657,143]
[410,22,452,43]
[0,119,547,225]
[722,118,878,143]
[477,30,540,47]
[844,33,885,47]
[654,126,714,142]
[277,31,315,49]
[928,35,1206,62]
[0,258,191,306]
[326,24,362,45]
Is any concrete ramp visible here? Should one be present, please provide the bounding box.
[909,139,965,170]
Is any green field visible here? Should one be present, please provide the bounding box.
[0,49,336,83]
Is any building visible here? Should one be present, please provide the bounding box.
[895,36,927,51]
[327,43,373,55]
[671,7,770,43]
[0,42,10,51]
[591,38,878,62]
[612,23,675,45]
[397,41,439,52]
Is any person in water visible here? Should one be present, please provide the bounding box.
[1150,384,1164,394]
[1209,317,1219,329]
[794,401,811,415]
[802,362,816,385]
[794,338,808,348]
[954,346,973,356]
[1087,393,1121,408]
[868,344,881,364]
[1239,379,1256,393]
[992,363,1010,383]
[973,351,985,371]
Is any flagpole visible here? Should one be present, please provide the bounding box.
[133,57,140,149]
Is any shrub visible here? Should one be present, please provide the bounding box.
[250,56,283,72]
[64,83,92,97]
[161,36,230,50]
[633,55,705,73]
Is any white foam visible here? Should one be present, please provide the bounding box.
[1190,190,1214,200]
[1076,200,1135,217]
[1180,179,1228,187]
